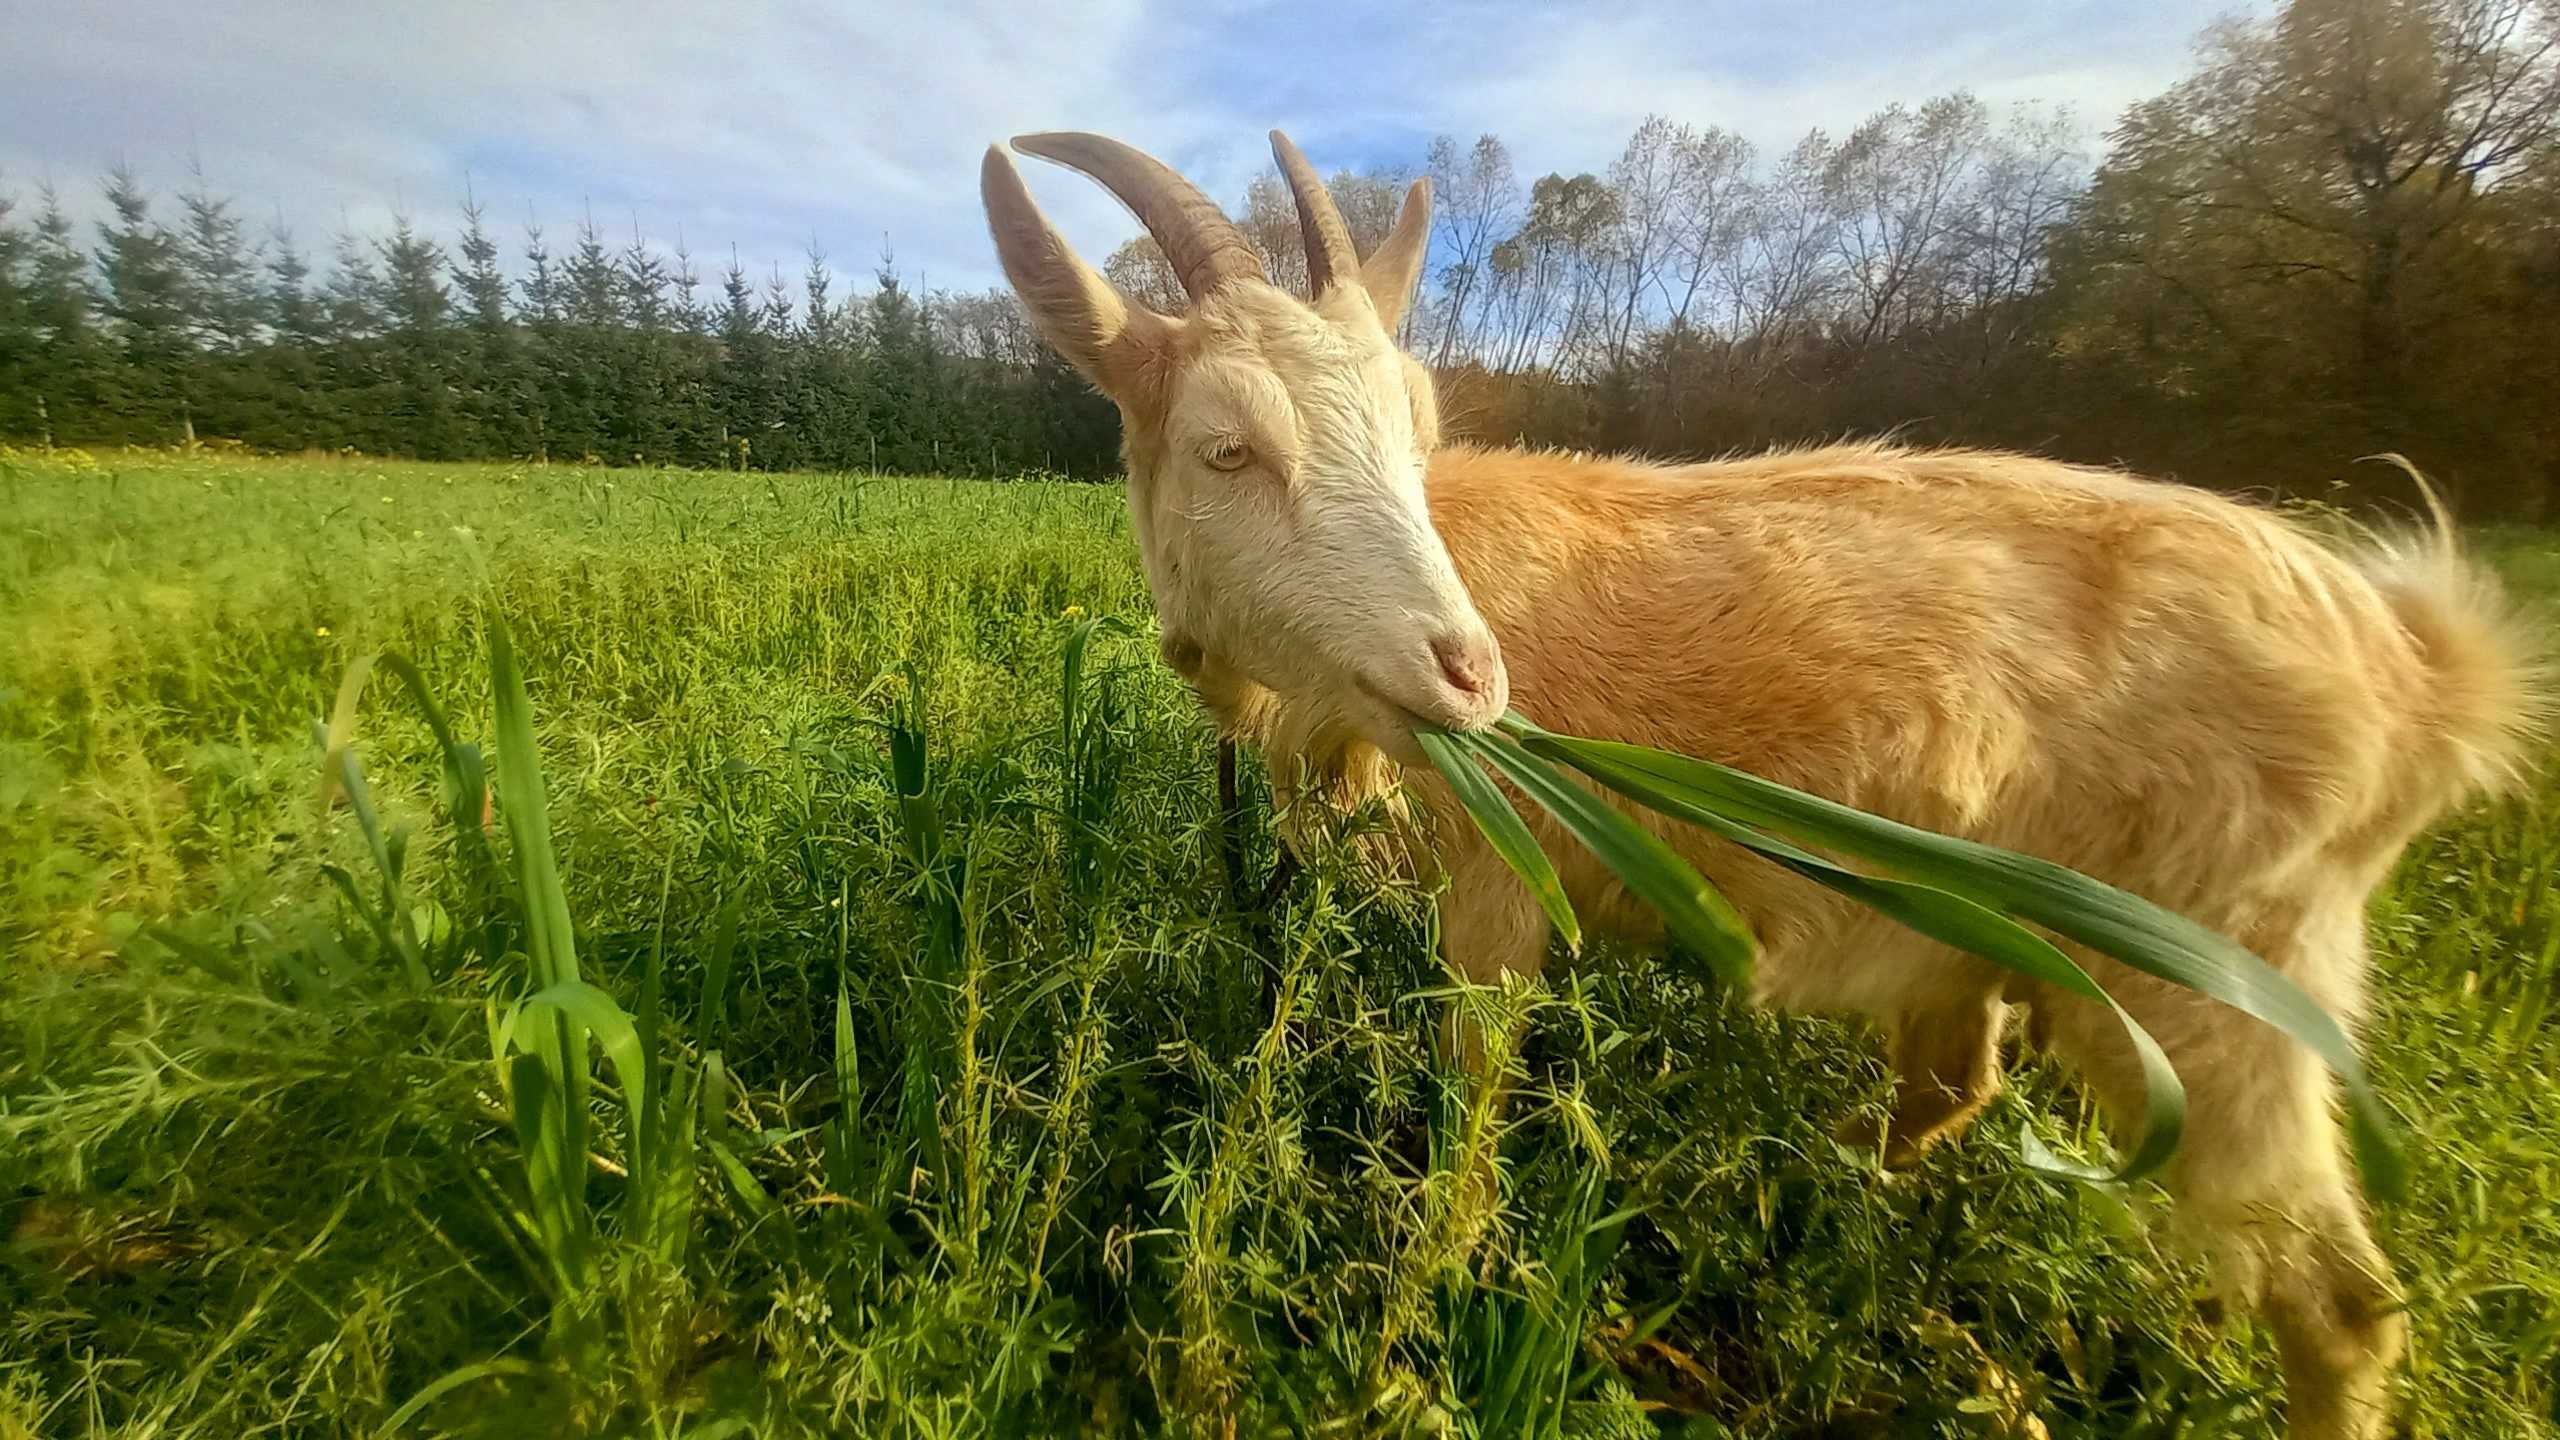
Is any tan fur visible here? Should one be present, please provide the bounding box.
[1222,440,2542,1440]
[982,132,2548,1440]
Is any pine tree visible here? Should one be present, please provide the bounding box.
[519,220,559,328]
[95,166,194,439]
[757,263,803,469]
[376,219,448,334]
[25,186,102,442]
[560,215,623,458]
[618,226,674,460]
[565,215,621,328]
[668,235,704,334]
[720,249,758,342]
[453,198,512,332]
[865,261,934,471]
[454,195,529,455]
[759,263,795,334]
[793,243,854,464]
[619,230,668,333]
[28,187,95,345]
[803,243,837,350]
[251,224,336,449]
[0,186,36,434]
[172,169,264,441]
[177,170,260,352]
[521,219,565,460]
[266,226,325,346]
[553,215,624,459]
[663,235,713,462]
[376,216,457,456]
[323,224,384,341]
[716,247,776,468]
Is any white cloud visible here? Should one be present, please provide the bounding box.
[1,0,2258,295]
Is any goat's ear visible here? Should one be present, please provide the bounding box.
[1400,352,1441,451]
[981,144,1176,409]
[1360,178,1431,336]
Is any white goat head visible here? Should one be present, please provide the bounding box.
[980,129,1507,746]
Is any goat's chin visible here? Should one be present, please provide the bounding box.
[1336,687,1447,768]
[1359,716,1432,768]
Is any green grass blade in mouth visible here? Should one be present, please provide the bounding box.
[1507,718,2399,1197]
[1447,729,1756,987]
[1547,740,2184,1182]
[1401,710,2401,1190]
[1415,728,1583,954]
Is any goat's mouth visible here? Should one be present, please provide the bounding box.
[1350,663,1506,737]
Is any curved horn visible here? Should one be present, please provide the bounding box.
[1012,132,1261,304]
[1269,129,1357,300]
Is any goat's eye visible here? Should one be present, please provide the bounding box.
[1204,440,1251,473]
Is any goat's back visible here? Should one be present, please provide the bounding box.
[1423,441,2542,952]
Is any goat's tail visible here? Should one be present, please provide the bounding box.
[2343,455,2552,803]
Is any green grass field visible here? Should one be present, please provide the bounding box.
[3,447,2555,1439]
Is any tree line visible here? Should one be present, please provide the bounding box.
[3,0,2555,515]
[0,173,1124,477]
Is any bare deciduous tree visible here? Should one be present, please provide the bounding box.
[1425,134,1519,366]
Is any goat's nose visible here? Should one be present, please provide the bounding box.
[1431,631,1501,699]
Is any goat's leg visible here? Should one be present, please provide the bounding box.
[2037,924,2403,1440]
[1432,851,1553,1217]
[1872,989,2008,1168]
[1214,739,1310,911]
[1435,850,1553,1067]
[1216,738,1243,907]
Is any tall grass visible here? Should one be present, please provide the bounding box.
[1,448,2554,1438]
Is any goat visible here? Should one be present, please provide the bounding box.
[979,128,2545,1439]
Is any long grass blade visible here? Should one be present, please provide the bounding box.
[319,862,429,992]
[1059,612,1132,766]
[375,1359,545,1437]
[309,663,429,986]
[315,651,379,819]
[703,890,741,1055]
[1415,729,1581,953]
[633,1053,699,1266]
[482,611,600,1254]
[1454,731,1754,985]
[518,979,650,1157]
[1550,742,2183,1181]
[378,651,494,850]
[508,1048,585,1293]
[828,970,867,1194]
[1510,716,2400,1196]
[488,615,580,993]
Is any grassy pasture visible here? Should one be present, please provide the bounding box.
[1,447,2555,1438]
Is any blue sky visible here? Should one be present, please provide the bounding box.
[2,0,2249,295]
